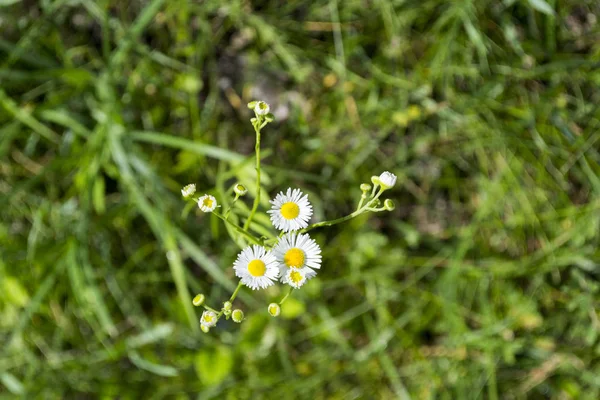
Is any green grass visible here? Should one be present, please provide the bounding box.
[1,0,600,398]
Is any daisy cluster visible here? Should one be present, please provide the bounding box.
[233,188,321,292]
[180,100,397,333]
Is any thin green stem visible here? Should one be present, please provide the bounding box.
[213,211,263,245]
[357,194,367,210]
[202,305,219,313]
[228,281,244,303]
[303,187,388,233]
[279,286,294,305]
[243,121,262,231]
[216,281,245,318]
[224,193,240,219]
[301,208,365,233]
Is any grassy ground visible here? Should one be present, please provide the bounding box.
[1,0,600,398]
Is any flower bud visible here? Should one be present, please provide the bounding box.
[360,183,372,192]
[192,294,205,306]
[181,183,196,198]
[384,199,395,211]
[234,184,248,196]
[247,101,257,109]
[369,198,381,207]
[201,324,210,333]
[371,176,381,186]
[254,101,270,116]
[223,301,232,311]
[268,303,281,317]
[264,113,274,122]
[232,309,244,323]
[379,171,397,189]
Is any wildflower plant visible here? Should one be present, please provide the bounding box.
[182,101,396,332]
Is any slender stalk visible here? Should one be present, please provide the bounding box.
[228,281,244,303]
[216,281,245,318]
[279,286,294,305]
[243,122,262,231]
[302,187,387,233]
[301,209,365,233]
[357,194,366,210]
[202,305,219,313]
[213,211,262,245]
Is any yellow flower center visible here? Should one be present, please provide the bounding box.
[289,270,303,284]
[280,202,300,219]
[284,248,305,268]
[248,259,266,277]
[203,314,214,323]
[203,198,213,208]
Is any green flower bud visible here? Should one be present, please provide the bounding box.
[371,176,381,186]
[232,309,244,323]
[223,301,232,311]
[268,303,281,317]
[384,199,395,211]
[234,184,248,196]
[370,198,381,207]
[192,294,205,306]
[201,324,210,333]
[264,113,274,122]
[360,183,372,192]
[247,101,258,109]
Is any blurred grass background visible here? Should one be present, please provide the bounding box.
[1,0,600,398]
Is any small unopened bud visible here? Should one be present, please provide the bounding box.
[371,176,381,186]
[378,171,397,189]
[268,303,281,317]
[181,183,196,198]
[234,184,247,196]
[254,101,270,116]
[232,309,244,323]
[247,101,257,109]
[223,301,232,311]
[360,183,372,192]
[192,294,205,306]
[369,198,381,207]
[201,325,210,333]
[264,113,274,122]
[384,199,395,211]
[223,309,232,318]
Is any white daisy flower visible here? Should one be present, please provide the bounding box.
[233,245,279,290]
[272,232,322,283]
[197,194,217,212]
[267,188,313,232]
[200,310,217,328]
[379,171,397,189]
[285,268,310,288]
[254,101,270,116]
[181,183,196,198]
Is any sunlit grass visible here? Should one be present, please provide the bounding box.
[1,0,599,398]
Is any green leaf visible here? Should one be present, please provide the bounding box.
[2,277,29,307]
[0,373,24,394]
[194,346,234,386]
[128,351,178,377]
[0,0,22,6]
[527,0,555,15]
